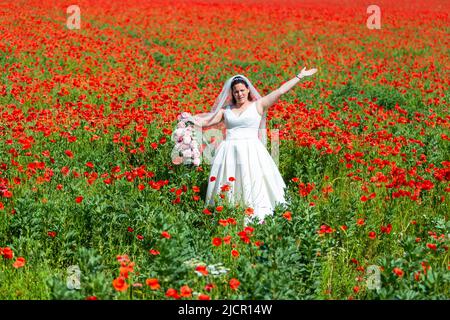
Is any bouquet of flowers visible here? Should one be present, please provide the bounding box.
[171,112,201,166]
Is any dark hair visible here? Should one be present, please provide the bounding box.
[231,77,252,104]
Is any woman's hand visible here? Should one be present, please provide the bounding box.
[297,67,318,79]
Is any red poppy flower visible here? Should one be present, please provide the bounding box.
[393,267,404,277]
[244,227,254,234]
[149,249,160,255]
[112,166,121,173]
[75,196,83,203]
[421,261,431,274]
[282,211,292,221]
[172,195,181,203]
[231,249,239,257]
[165,288,180,299]
[426,243,437,250]
[112,277,128,292]
[205,283,215,292]
[228,177,235,182]
[254,240,263,247]
[203,208,212,215]
[216,206,223,212]
[180,285,192,298]
[146,278,160,290]
[318,224,333,235]
[161,231,171,239]
[380,224,392,234]
[223,235,232,244]
[198,294,210,300]
[244,207,254,216]
[210,176,216,182]
[65,150,74,158]
[48,231,57,238]
[298,182,315,197]
[13,257,26,268]
[238,232,251,244]
[368,231,376,240]
[2,247,13,259]
[229,278,240,290]
[322,185,333,194]
[116,255,130,263]
[195,265,208,276]
[2,190,12,198]
[414,272,422,281]
[119,263,134,279]
[212,237,222,246]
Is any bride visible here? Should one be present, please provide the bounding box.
[188,67,318,223]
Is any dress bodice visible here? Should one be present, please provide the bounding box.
[224,102,262,140]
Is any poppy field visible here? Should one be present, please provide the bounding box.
[0,0,449,300]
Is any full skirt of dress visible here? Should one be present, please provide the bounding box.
[205,137,287,222]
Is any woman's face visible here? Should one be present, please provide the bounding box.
[232,83,250,104]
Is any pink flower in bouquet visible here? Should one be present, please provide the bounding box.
[175,128,184,137]
[172,156,183,165]
[183,135,192,144]
[193,157,200,166]
[182,149,193,158]
[181,143,190,150]
[173,111,202,166]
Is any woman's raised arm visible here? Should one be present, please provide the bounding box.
[189,108,225,128]
[258,67,318,112]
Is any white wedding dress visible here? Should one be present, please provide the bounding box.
[205,101,287,222]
